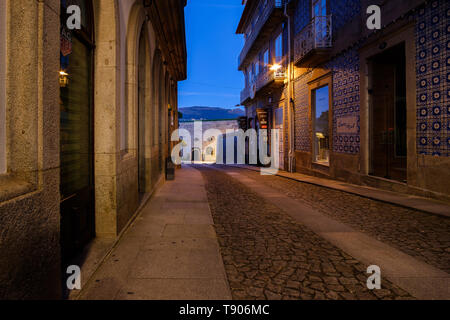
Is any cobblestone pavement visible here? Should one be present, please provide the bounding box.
[194,165,414,300]
[223,165,450,274]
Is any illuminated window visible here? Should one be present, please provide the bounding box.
[0,0,6,173]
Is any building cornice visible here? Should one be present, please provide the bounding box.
[236,0,258,34]
[146,0,188,81]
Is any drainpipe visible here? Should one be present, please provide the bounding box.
[284,2,294,172]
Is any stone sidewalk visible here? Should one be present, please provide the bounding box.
[77,166,232,300]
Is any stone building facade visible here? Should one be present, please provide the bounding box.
[237,0,450,198]
[237,0,291,171]
[179,120,240,163]
[0,0,187,299]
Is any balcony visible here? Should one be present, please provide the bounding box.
[256,68,286,91]
[240,68,286,105]
[238,0,286,71]
[240,86,251,105]
[294,15,332,67]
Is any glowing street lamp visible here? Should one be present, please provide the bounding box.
[270,64,282,71]
[59,70,69,87]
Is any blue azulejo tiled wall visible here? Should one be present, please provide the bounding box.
[416,0,450,157]
[294,0,361,36]
[294,0,310,35]
[327,49,361,154]
[329,0,361,35]
[294,71,313,152]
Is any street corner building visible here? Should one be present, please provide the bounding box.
[237,0,450,198]
[0,0,187,299]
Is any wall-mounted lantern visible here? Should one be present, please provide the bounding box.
[59,70,69,87]
[270,64,282,71]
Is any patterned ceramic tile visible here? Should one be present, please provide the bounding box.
[292,0,449,157]
[326,49,361,154]
[329,0,362,34]
[416,0,450,156]
[293,71,313,152]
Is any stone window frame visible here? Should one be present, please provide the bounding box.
[359,22,417,180]
[307,71,333,168]
[0,0,6,174]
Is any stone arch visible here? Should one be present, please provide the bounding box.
[192,147,203,163]
[151,49,165,182]
[92,0,154,236]
[125,1,148,155]
[152,50,162,148]
[137,24,152,194]
[157,57,165,173]
[164,71,170,161]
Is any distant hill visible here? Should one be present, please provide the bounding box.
[179,106,245,122]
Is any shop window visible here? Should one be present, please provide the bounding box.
[0,0,6,173]
[312,85,330,165]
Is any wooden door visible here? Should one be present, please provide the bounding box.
[371,52,407,182]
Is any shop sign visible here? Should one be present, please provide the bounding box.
[61,27,73,57]
[257,109,269,130]
[337,116,359,134]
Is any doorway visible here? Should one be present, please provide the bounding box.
[138,27,148,196]
[192,148,202,163]
[369,43,407,182]
[59,0,95,264]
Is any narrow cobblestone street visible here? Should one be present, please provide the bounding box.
[215,166,450,274]
[79,165,450,300]
[78,165,450,300]
[195,165,414,300]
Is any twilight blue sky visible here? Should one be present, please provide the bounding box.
[178,0,245,109]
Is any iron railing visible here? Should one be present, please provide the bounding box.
[294,15,332,64]
[256,68,286,89]
[240,68,286,104]
[238,0,285,69]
